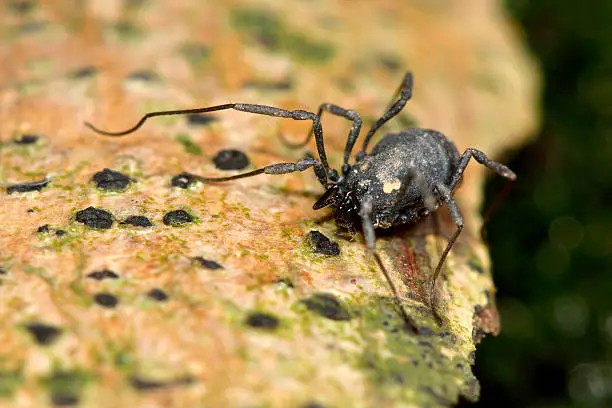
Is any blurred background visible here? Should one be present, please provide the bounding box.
[477,1,612,407]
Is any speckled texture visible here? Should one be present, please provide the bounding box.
[0,1,538,407]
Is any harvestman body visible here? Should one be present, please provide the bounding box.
[86,72,516,332]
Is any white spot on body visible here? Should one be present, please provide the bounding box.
[382,178,402,194]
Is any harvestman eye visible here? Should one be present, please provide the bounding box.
[85,72,516,333]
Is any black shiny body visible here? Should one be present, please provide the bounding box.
[326,129,460,230]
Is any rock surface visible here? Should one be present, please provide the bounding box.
[0,1,538,406]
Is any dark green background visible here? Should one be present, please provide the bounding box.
[475,1,612,406]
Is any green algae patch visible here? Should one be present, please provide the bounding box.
[282,33,335,63]
[231,8,282,48]
[0,370,22,398]
[176,133,203,156]
[27,57,54,77]
[352,298,480,406]
[41,369,93,406]
[110,21,146,43]
[179,43,211,69]
[231,8,335,63]
[111,347,138,372]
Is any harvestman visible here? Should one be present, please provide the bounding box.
[86,72,516,332]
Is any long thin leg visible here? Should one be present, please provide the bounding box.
[393,168,437,216]
[450,148,516,192]
[184,157,326,186]
[360,72,413,156]
[282,104,362,159]
[85,103,332,181]
[289,103,362,173]
[430,198,463,325]
[359,196,419,333]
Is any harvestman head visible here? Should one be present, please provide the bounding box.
[86,72,516,332]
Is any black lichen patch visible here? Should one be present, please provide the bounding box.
[436,331,459,345]
[300,293,351,321]
[25,323,62,346]
[92,168,132,191]
[37,224,50,233]
[307,230,340,256]
[379,55,402,73]
[93,293,118,308]
[69,66,98,79]
[245,311,279,330]
[129,375,193,391]
[7,178,51,194]
[192,256,224,270]
[418,340,434,349]
[120,215,153,227]
[125,70,159,82]
[212,149,250,170]
[129,376,164,391]
[15,21,47,35]
[147,288,168,302]
[87,269,119,281]
[75,207,113,229]
[51,393,79,407]
[171,172,198,189]
[55,230,66,237]
[468,256,484,274]
[163,210,194,226]
[7,0,37,15]
[417,326,435,337]
[186,113,218,126]
[13,134,39,144]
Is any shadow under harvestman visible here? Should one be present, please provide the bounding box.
[85,72,516,332]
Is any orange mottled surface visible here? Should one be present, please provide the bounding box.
[0,1,537,407]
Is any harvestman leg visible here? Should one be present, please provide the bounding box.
[360,196,419,333]
[183,157,325,184]
[85,103,333,187]
[283,103,363,174]
[430,195,463,324]
[279,73,413,167]
[359,72,414,157]
[450,148,516,191]
[430,148,516,322]
[393,167,438,216]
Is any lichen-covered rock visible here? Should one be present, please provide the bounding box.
[0,1,538,407]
